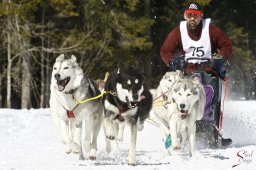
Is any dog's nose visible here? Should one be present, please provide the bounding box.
[54,73,61,80]
[180,104,185,109]
[132,94,138,100]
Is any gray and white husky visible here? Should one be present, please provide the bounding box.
[49,54,103,160]
[103,65,152,165]
[168,76,205,156]
[150,70,183,144]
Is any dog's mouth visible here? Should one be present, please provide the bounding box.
[114,114,125,122]
[56,77,70,91]
[125,95,145,108]
[180,110,188,119]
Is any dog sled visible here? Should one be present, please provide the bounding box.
[170,56,232,148]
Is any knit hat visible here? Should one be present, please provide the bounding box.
[184,2,203,15]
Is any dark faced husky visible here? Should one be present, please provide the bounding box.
[49,54,103,160]
[103,64,152,165]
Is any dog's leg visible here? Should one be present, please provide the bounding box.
[116,123,125,141]
[84,117,92,152]
[103,122,112,153]
[59,120,80,154]
[103,116,115,140]
[169,115,181,150]
[188,121,196,157]
[73,121,84,160]
[89,111,102,160]
[128,123,137,166]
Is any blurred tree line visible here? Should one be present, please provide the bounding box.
[0,0,255,108]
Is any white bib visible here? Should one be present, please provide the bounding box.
[180,18,212,63]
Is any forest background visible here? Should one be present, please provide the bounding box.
[0,0,255,109]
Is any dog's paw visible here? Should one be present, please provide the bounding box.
[72,150,81,154]
[128,161,136,166]
[89,149,97,160]
[69,142,80,153]
[65,148,72,154]
[173,146,181,151]
[89,156,96,160]
[106,135,115,140]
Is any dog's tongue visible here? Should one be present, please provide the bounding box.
[180,110,188,119]
[57,78,69,91]
[57,80,65,91]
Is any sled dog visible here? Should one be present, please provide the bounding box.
[103,64,152,165]
[49,54,103,160]
[168,76,205,156]
[150,70,183,143]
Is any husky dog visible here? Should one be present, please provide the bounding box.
[49,54,103,160]
[150,70,183,143]
[103,65,152,165]
[168,77,205,156]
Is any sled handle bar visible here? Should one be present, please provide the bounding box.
[185,57,211,62]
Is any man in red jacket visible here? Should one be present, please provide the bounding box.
[160,2,232,147]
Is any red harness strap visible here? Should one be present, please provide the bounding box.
[219,77,229,129]
[153,91,169,101]
[67,110,75,118]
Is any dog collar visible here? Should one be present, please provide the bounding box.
[65,88,78,94]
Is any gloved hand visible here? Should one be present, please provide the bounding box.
[169,56,186,72]
[210,54,231,79]
[212,53,224,59]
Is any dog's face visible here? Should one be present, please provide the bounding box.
[116,66,144,108]
[51,54,83,92]
[172,78,200,116]
[160,70,183,92]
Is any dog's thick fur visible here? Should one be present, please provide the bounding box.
[168,76,205,156]
[150,70,183,143]
[103,65,152,165]
[49,54,103,160]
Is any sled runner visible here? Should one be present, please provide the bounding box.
[170,56,232,147]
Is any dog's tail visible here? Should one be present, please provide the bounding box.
[104,72,110,82]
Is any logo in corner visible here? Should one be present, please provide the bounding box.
[232,150,253,168]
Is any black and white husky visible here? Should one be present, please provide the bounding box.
[103,65,152,165]
[50,54,103,160]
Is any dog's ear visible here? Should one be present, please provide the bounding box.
[175,70,183,78]
[117,68,121,75]
[56,54,65,62]
[191,87,198,95]
[71,55,77,61]
[117,62,125,75]
[163,72,170,79]
[192,78,200,85]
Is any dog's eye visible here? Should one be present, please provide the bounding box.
[64,67,69,70]
[168,79,172,82]
[53,67,57,70]
[187,94,191,96]
[178,93,181,96]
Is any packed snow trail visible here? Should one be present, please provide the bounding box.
[0,101,256,170]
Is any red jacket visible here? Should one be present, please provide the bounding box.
[160,20,233,66]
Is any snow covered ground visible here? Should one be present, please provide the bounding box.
[0,100,256,170]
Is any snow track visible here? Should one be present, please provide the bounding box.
[0,101,256,170]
